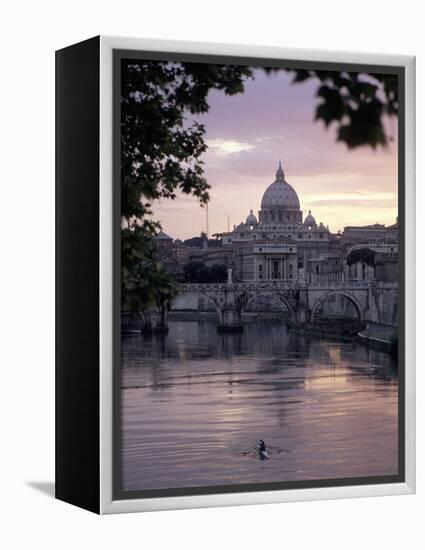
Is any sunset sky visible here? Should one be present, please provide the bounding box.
[152,68,398,240]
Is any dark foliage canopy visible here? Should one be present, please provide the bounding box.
[183,235,222,248]
[184,262,228,284]
[289,69,398,149]
[346,247,376,266]
[121,60,251,311]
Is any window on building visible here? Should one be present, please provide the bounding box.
[298,233,302,239]
[259,265,263,271]
[289,247,293,252]
[319,233,323,238]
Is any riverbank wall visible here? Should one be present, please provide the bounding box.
[287,318,398,355]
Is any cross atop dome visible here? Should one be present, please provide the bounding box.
[275,160,285,182]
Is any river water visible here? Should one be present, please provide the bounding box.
[121,319,398,492]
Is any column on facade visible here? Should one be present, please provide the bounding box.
[356,262,363,280]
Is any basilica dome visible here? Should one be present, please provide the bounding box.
[260,162,300,210]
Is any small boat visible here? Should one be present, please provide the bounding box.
[256,439,270,460]
[241,439,288,460]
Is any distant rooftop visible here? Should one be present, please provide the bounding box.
[344,224,387,230]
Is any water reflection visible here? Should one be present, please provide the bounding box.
[121,320,398,491]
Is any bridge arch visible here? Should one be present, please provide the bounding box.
[310,290,364,322]
[244,291,295,320]
[171,290,222,316]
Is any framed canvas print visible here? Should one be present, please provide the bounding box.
[55,36,415,514]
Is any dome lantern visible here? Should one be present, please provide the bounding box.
[275,160,285,182]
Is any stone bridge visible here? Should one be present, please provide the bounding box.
[171,279,398,331]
